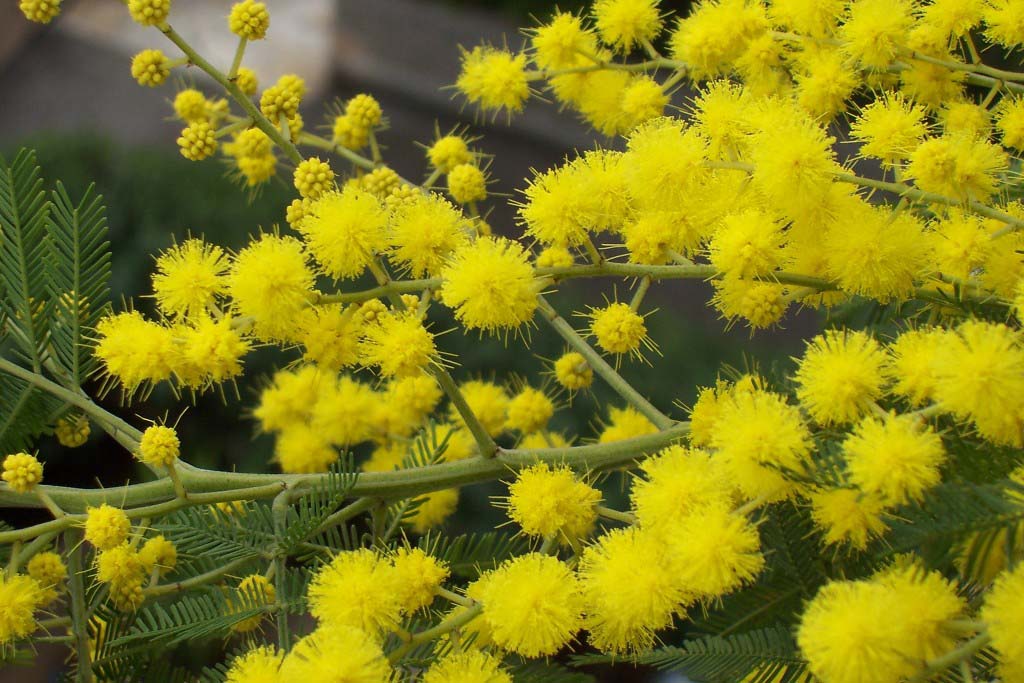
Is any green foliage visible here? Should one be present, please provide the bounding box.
[419,530,531,577]
[0,149,111,453]
[575,626,808,683]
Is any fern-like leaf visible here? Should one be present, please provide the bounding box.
[419,531,530,577]
[45,181,110,386]
[0,149,51,369]
[0,372,63,453]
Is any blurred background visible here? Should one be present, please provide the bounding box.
[0,1,819,680]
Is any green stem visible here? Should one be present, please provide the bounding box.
[227,36,247,80]
[314,279,438,305]
[143,555,257,598]
[436,586,473,607]
[272,490,291,651]
[909,633,991,682]
[0,424,690,536]
[387,604,484,664]
[311,496,377,538]
[629,275,652,311]
[160,25,303,164]
[595,505,637,525]
[66,530,94,683]
[535,294,673,430]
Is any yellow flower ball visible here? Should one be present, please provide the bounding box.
[27,551,67,590]
[130,49,170,88]
[2,452,43,493]
[128,0,171,27]
[439,237,539,334]
[298,187,389,280]
[456,46,530,114]
[0,571,45,644]
[809,487,889,550]
[138,535,177,576]
[231,574,275,632]
[631,445,735,533]
[177,122,217,161]
[422,650,510,683]
[598,405,657,443]
[225,646,282,683]
[308,548,401,635]
[468,553,583,657]
[359,312,436,378]
[553,351,593,391]
[292,157,335,199]
[137,425,180,467]
[843,413,946,506]
[505,387,555,434]
[227,233,315,341]
[345,93,383,128]
[427,135,472,172]
[588,302,651,359]
[229,0,269,40]
[84,504,131,551]
[389,547,450,614]
[235,66,259,96]
[794,330,889,425]
[54,414,90,448]
[446,163,488,204]
[278,627,390,683]
[593,0,663,52]
[506,462,600,539]
[19,0,61,23]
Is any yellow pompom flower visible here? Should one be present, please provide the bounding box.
[427,135,473,172]
[929,209,992,280]
[408,488,460,533]
[292,157,335,199]
[449,379,509,437]
[55,414,90,448]
[274,425,338,474]
[593,0,663,52]
[468,553,583,657]
[795,49,859,119]
[152,238,229,319]
[19,0,61,23]
[886,327,950,406]
[518,163,601,248]
[631,446,735,533]
[422,650,511,683]
[933,320,1024,446]
[708,209,785,278]
[505,387,555,434]
[298,187,388,280]
[439,237,539,334]
[225,646,282,683]
[229,0,269,40]
[768,0,843,37]
[254,364,323,432]
[296,305,361,371]
[907,134,1008,201]
[668,0,768,79]
[505,462,600,539]
[711,277,788,330]
[259,73,305,122]
[809,487,889,550]
[824,200,928,302]
[2,452,43,493]
[446,162,488,204]
[308,548,401,634]
[838,0,914,68]
[0,571,45,644]
[310,376,378,447]
[710,389,812,502]
[843,413,946,506]
[346,93,383,128]
[531,12,599,69]
[235,66,258,95]
[176,120,217,161]
[84,504,131,551]
[850,93,928,166]
[536,245,575,268]
[279,627,390,683]
[456,46,530,114]
[554,351,593,391]
[798,567,964,683]
[128,0,170,27]
[94,544,141,588]
[622,117,708,212]
[389,547,450,614]
[995,97,1024,150]
[981,563,1024,681]
[138,535,177,576]
[794,330,889,425]
[982,0,1024,49]
[27,551,67,590]
[579,527,687,654]
[130,49,170,87]
[358,311,436,378]
[598,405,657,443]
[175,316,250,387]
[587,302,652,360]
[666,506,765,599]
[137,425,179,468]
[94,311,177,391]
[388,193,470,277]
[228,233,315,341]
[229,574,275,632]
[173,89,209,123]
